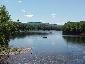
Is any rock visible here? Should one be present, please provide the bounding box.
[0,48,32,55]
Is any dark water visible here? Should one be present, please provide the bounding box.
[1,31,85,64]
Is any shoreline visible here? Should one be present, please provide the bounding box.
[0,48,32,55]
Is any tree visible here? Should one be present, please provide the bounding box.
[63,21,85,35]
[0,5,10,23]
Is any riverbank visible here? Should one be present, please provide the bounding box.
[62,31,85,36]
[18,30,52,34]
[0,47,31,55]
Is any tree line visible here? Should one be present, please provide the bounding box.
[63,21,85,35]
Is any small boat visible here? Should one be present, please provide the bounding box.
[50,32,52,33]
[43,36,47,38]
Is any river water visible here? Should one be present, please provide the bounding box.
[2,31,85,64]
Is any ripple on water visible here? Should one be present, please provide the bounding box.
[1,53,85,64]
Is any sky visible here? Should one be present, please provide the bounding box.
[0,0,85,25]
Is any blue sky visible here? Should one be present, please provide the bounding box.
[0,0,85,24]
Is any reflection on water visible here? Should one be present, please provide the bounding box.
[1,31,85,64]
[0,31,49,64]
[10,31,49,40]
[63,36,85,45]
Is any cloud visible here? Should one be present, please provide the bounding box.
[51,13,56,16]
[40,20,42,21]
[21,9,26,13]
[25,14,34,18]
[18,0,22,3]
[5,0,8,3]
[51,13,56,18]
[3,0,8,3]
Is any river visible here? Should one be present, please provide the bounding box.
[1,31,85,64]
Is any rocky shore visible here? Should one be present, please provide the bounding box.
[0,48,31,55]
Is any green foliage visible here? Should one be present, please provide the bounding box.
[63,21,85,35]
[0,5,10,23]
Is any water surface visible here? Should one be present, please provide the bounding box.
[2,31,85,64]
